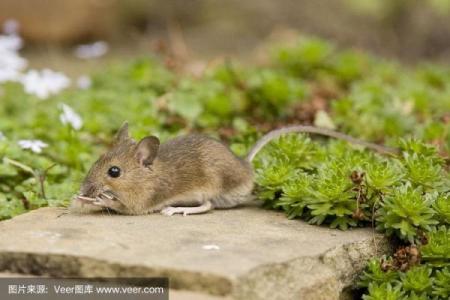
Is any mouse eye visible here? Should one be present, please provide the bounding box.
[108,166,121,178]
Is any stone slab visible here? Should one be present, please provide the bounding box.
[0,206,389,300]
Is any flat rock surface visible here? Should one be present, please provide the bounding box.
[0,206,389,300]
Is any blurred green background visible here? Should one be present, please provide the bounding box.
[1,0,450,75]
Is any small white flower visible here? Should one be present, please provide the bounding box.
[76,75,92,89]
[20,69,70,99]
[0,33,27,83]
[18,140,48,153]
[0,50,27,82]
[74,41,109,59]
[202,244,220,251]
[0,131,5,141]
[0,34,23,52]
[0,67,22,83]
[59,103,83,130]
[3,19,20,35]
[0,25,27,84]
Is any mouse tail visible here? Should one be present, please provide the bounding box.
[245,125,397,162]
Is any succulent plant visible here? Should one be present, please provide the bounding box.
[376,184,438,242]
[358,258,399,288]
[421,226,450,267]
[432,267,450,298]
[363,283,404,300]
[400,266,433,294]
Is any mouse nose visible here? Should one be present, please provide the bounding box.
[80,182,98,197]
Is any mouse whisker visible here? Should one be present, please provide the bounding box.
[94,197,112,208]
[76,195,97,203]
[100,191,120,203]
[105,207,112,216]
[100,192,114,200]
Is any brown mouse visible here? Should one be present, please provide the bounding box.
[71,123,396,216]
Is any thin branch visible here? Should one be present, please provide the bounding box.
[38,163,57,199]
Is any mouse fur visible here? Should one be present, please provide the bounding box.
[71,123,254,215]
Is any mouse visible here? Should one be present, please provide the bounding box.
[70,122,397,216]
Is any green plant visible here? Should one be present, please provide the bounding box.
[359,258,450,300]
[363,283,404,300]
[400,266,433,294]
[433,195,450,224]
[421,226,450,267]
[376,184,438,242]
[358,258,399,287]
[432,267,450,298]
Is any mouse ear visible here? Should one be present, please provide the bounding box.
[136,136,160,167]
[113,122,130,144]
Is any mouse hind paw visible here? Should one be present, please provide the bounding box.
[161,201,213,216]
